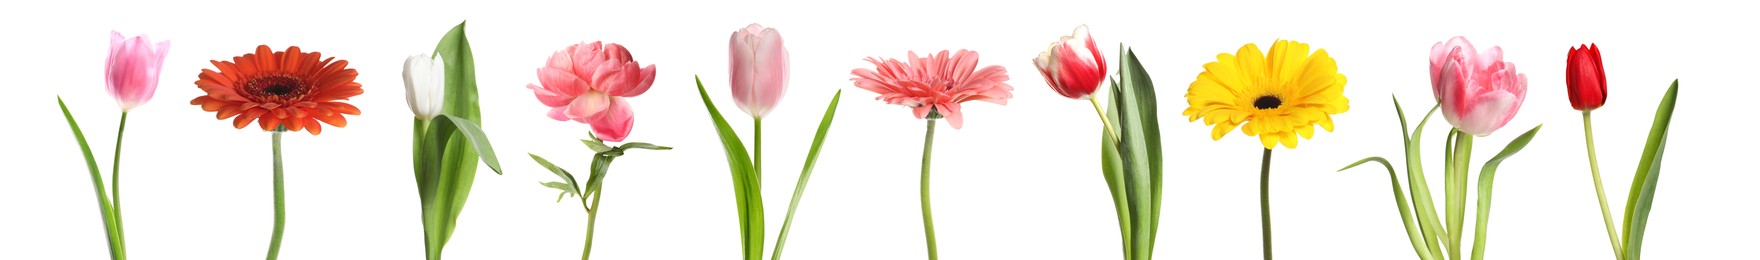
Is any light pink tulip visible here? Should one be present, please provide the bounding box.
[528,41,657,142]
[1430,36,1527,136]
[107,31,169,111]
[729,23,789,118]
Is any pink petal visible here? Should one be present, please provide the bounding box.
[528,83,574,107]
[566,91,611,120]
[588,97,635,142]
[537,67,585,97]
[940,102,964,129]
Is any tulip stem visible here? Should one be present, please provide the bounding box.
[1447,131,1474,260]
[1089,97,1121,142]
[1260,148,1274,260]
[754,117,763,183]
[919,118,939,260]
[1582,111,1623,260]
[266,127,287,260]
[110,111,129,255]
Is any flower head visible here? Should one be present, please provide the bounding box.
[1034,25,1106,100]
[404,54,446,120]
[1566,43,1606,111]
[528,41,656,142]
[190,45,362,135]
[1430,36,1528,136]
[1182,40,1349,149]
[108,31,169,111]
[852,50,1013,129]
[729,23,789,118]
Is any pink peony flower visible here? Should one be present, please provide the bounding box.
[852,50,1012,129]
[1430,36,1527,136]
[107,31,169,111]
[528,41,656,142]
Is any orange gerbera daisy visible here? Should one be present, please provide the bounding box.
[191,45,362,135]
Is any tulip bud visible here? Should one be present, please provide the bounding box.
[1034,25,1106,100]
[1566,44,1606,111]
[729,23,789,118]
[404,54,446,120]
[107,31,169,111]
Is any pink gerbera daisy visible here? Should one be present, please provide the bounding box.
[851,49,1013,129]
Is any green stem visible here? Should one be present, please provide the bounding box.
[266,127,286,260]
[582,182,602,260]
[1260,148,1273,260]
[1089,97,1120,142]
[1448,131,1474,260]
[1582,111,1623,260]
[109,111,128,258]
[754,117,763,183]
[111,112,128,247]
[919,119,938,260]
[58,98,125,260]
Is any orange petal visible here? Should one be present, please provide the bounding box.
[234,108,267,129]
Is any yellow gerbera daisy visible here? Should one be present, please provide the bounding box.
[1183,40,1349,149]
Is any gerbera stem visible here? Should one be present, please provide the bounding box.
[1088,97,1120,142]
[919,118,939,260]
[110,111,130,256]
[1582,111,1623,260]
[1260,148,1274,260]
[266,127,287,260]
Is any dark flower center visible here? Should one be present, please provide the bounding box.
[1254,95,1282,109]
[246,75,308,101]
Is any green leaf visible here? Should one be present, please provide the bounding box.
[1100,46,1163,260]
[1623,80,1679,260]
[770,90,841,260]
[528,153,581,196]
[1339,156,1434,260]
[1470,125,1543,260]
[694,76,764,260]
[618,142,674,151]
[582,139,615,153]
[59,97,126,259]
[540,181,580,202]
[1405,102,1447,259]
[421,21,486,259]
[430,115,502,175]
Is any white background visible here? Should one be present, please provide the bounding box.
[1,0,1754,259]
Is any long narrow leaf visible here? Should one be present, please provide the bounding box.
[1407,105,1447,258]
[529,153,581,195]
[1470,125,1543,260]
[770,90,842,260]
[1622,80,1679,260]
[694,76,764,260]
[1341,156,1434,260]
[58,97,125,259]
[1111,46,1161,260]
[1100,79,1133,259]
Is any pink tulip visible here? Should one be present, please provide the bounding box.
[1033,25,1106,100]
[528,41,657,142]
[729,23,789,118]
[1429,36,1527,136]
[107,31,169,111]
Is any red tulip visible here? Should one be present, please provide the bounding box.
[1566,44,1606,111]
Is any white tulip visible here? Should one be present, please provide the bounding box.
[404,54,446,120]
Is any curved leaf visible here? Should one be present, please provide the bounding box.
[1340,156,1434,260]
[1469,125,1543,260]
[1623,80,1679,260]
[770,90,841,260]
[694,76,764,260]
